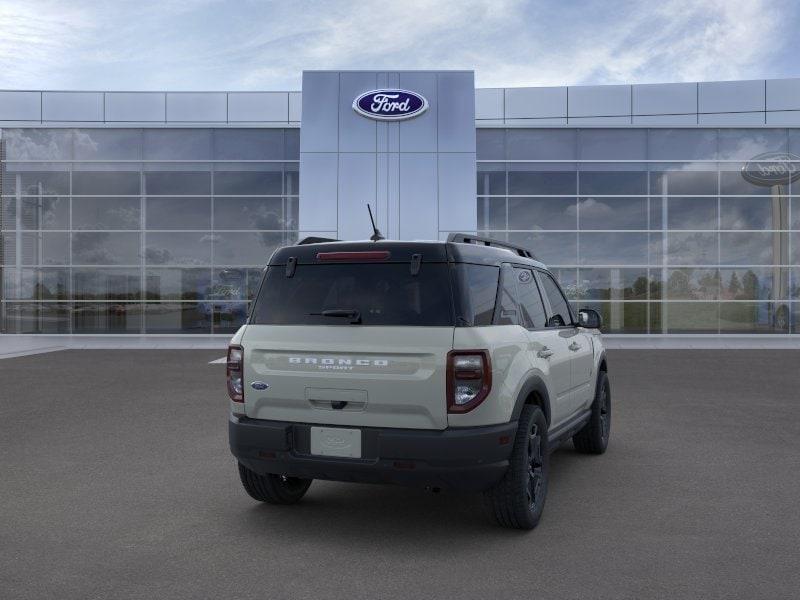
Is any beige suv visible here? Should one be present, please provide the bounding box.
[228,234,610,529]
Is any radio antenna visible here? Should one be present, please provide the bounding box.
[367,204,385,241]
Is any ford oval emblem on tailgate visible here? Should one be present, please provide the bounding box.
[250,381,269,390]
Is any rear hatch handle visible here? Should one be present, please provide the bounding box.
[310,309,362,324]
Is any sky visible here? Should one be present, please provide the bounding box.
[0,0,798,91]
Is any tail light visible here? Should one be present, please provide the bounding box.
[446,350,492,413]
[227,345,244,402]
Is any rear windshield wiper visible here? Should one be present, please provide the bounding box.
[310,309,362,324]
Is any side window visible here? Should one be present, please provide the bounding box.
[494,264,519,325]
[514,268,547,329]
[456,264,499,326]
[539,272,572,327]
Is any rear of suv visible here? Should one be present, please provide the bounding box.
[228,234,610,529]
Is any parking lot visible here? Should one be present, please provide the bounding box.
[2,349,799,600]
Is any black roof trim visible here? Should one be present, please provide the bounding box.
[447,233,536,259]
[298,236,339,245]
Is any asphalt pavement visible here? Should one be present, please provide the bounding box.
[1,349,799,600]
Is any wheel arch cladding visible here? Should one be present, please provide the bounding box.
[511,376,551,426]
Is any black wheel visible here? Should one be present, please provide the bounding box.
[573,371,611,454]
[237,462,312,504]
[483,405,549,530]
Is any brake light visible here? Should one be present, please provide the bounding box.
[316,251,391,261]
[446,350,492,413]
[227,345,244,402]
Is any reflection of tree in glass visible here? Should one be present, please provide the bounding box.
[741,270,759,300]
[632,276,648,300]
[727,272,741,298]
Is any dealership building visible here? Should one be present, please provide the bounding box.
[1,70,799,337]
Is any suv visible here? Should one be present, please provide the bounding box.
[228,234,610,529]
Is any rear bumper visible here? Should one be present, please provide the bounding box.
[229,415,517,492]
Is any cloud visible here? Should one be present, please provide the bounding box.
[0,0,795,90]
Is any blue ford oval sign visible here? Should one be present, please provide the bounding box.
[353,89,428,121]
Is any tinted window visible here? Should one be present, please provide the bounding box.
[515,268,547,328]
[539,273,572,326]
[252,263,453,326]
[494,264,519,326]
[455,264,498,326]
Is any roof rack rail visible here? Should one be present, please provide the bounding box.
[447,233,536,259]
[297,236,339,245]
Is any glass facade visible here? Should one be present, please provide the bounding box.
[0,128,299,334]
[477,128,800,334]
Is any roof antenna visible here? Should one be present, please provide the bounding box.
[367,204,385,241]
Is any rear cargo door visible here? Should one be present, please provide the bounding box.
[242,258,455,430]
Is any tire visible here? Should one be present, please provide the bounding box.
[237,462,312,505]
[483,405,549,530]
[572,371,611,455]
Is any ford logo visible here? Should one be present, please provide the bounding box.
[250,381,269,390]
[741,152,800,187]
[353,89,428,121]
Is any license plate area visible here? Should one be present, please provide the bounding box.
[310,426,362,458]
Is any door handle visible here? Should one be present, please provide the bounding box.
[537,347,554,359]
[568,342,581,351]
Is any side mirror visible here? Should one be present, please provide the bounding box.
[578,309,602,330]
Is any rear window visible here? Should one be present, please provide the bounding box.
[251,263,454,326]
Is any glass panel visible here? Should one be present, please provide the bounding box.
[514,268,547,329]
[213,197,284,230]
[454,263,499,326]
[667,232,719,265]
[144,171,210,195]
[578,129,646,160]
[792,269,800,299]
[210,268,251,301]
[284,164,299,196]
[720,232,775,265]
[539,272,572,326]
[719,302,789,334]
[508,169,576,195]
[212,232,284,266]
[1,197,16,229]
[72,197,140,230]
[718,129,788,160]
[143,129,212,160]
[144,303,211,334]
[495,264,519,326]
[15,232,70,265]
[719,267,785,301]
[212,302,249,333]
[145,197,211,230]
[145,268,212,300]
[477,197,506,230]
[213,170,282,195]
[720,168,776,196]
[579,171,647,195]
[3,129,73,160]
[666,268,720,300]
[505,232,578,265]
[214,129,284,160]
[667,197,717,230]
[72,232,140,265]
[578,197,647,230]
[13,171,70,195]
[664,302,719,333]
[647,129,717,161]
[506,129,576,160]
[476,129,504,160]
[650,170,717,195]
[650,197,663,230]
[720,197,780,230]
[73,302,142,333]
[548,268,578,299]
[2,302,70,333]
[476,165,506,195]
[285,129,300,159]
[2,268,68,300]
[578,233,649,266]
[508,197,576,230]
[145,232,212,265]
[20,196,69,229]
[73,129,142,160]
[72,171,141,195]
[577,268,649,300]
[579,302,648,334]
[73,268,141,300]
